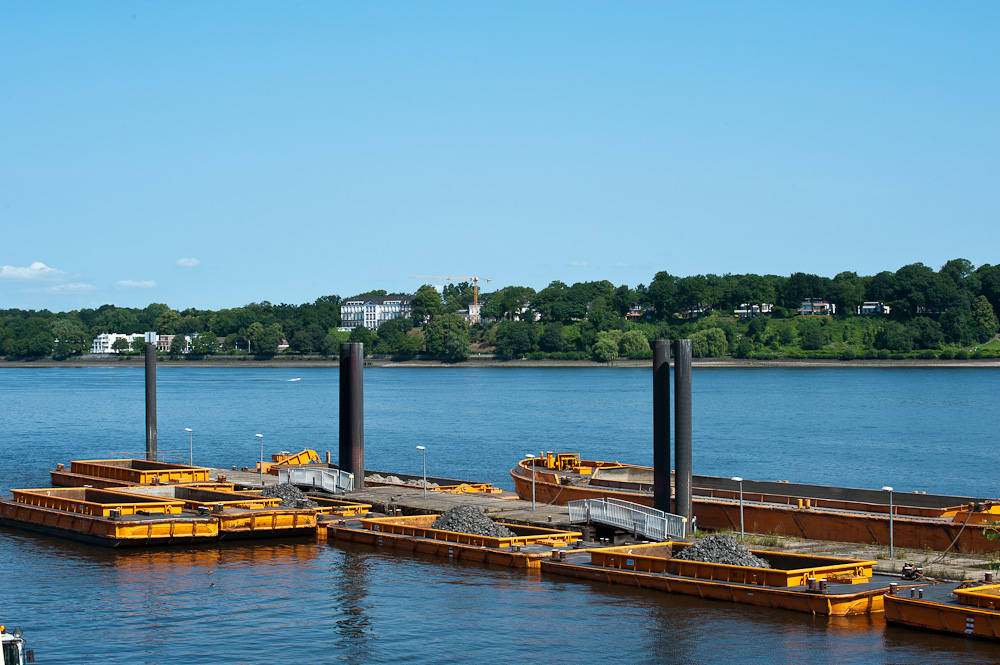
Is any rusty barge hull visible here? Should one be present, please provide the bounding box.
[511,459,994,553]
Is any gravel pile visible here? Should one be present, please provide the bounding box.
[430,505,516,539]
[261,482,319,508]
[673,534,772,569]
[367,473,439,489]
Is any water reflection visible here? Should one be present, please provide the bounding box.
[329,548,375,665]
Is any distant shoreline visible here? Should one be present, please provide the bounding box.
[2,356,999,369]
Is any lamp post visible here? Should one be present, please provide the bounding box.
[185,428,193,465]
[732,477,744,541]
[883,486,894,558]
[525,454,536,511]
[255,434,264,485]
[416,446,426,497]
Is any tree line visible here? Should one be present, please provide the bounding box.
[1,259,998,361]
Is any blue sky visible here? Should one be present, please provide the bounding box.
[2,1,997,312]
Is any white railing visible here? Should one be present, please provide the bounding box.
[567,497,687,540]
[278,467,354,493]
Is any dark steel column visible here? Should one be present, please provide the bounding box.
[652,339,671,513]
[674,338,692,523]
[144,334,157,461]
[339,342,365,489]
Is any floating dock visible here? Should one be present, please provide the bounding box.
[541,541,908,616]
[326,513,582,568]
[0,487,219,547]
[1,458,371,547]
[885,578,1000,640]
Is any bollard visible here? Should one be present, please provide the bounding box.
[889,583,898,595]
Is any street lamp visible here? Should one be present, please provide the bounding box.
[732,477,744,541]
[416,446,426,497]
[185,428,193,465]
[255,434,264,485]
[883,486,894,558]
[525,454,536,511]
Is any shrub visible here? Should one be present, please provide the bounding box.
[918,349,937,359]
[955,349,970,360]
[877,349,890,360]
[840,347,857,361]
[938,348,956,359]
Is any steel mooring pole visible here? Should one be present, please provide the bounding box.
[653,339,671,513]
[674,339,693,524]
[339,343,365,489]
[144,332,158,461]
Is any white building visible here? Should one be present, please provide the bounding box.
[339,295,413,331]
[797,298,836,316]
[735,303,772,319]
[90,333,145,354]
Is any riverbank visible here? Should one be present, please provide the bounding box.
[3,355,1000,369]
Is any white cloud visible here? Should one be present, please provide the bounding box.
[116,280,157,288]
[0,261,68,281]
[568,260,588,267]
[176,257,200,267]
[44,282,95,293]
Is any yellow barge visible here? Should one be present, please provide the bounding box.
[885,578,1000,640]
[541,541,908,616]
[0,487,218,547]
[327,514,582,568]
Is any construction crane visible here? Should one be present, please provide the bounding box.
[409,275,493,324]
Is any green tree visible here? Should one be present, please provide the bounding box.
[411,285,443,324]
[592,330,623,363]
[443,332,470,362]
[539,323,565,352]
[494,320,539,357]
[875,321,913,352]
[619,330,650,357]
[189,332,220,354]
[170,335,187,354]
[970,295,999,343]
[690,328,728,358]
[611,285,636,317]
[646,272,678,318]
[423,313,469,355]
[348,326,377,351]
[112,337,131,353]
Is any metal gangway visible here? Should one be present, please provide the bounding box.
[567,497,689,540]
[278,467,354,493]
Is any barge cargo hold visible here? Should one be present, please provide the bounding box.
[327,514,582,568]
[541,541,906,616]
[885,579,1000,640]
[511,454,999,553]
[0,488,218,547]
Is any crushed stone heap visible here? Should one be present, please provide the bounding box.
[260,482,319,508]
[672,533,772,569]
[430,505,516,539]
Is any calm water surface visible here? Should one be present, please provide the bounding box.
[2,367,998,663]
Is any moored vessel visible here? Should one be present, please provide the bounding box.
[511,453,1000,552]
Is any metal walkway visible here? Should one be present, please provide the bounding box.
[278,467,354,493]
[568,497,688,540]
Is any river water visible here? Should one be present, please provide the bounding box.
[2,366,998,663]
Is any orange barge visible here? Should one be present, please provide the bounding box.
[542,541,909,616]
[327,514,582,568]
[512,454,999,553]
[885,578,1000,640]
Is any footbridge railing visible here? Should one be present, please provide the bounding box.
[567,497,688,540]
[278,467,354,493]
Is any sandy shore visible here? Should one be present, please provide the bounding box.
[2,355,999,369]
